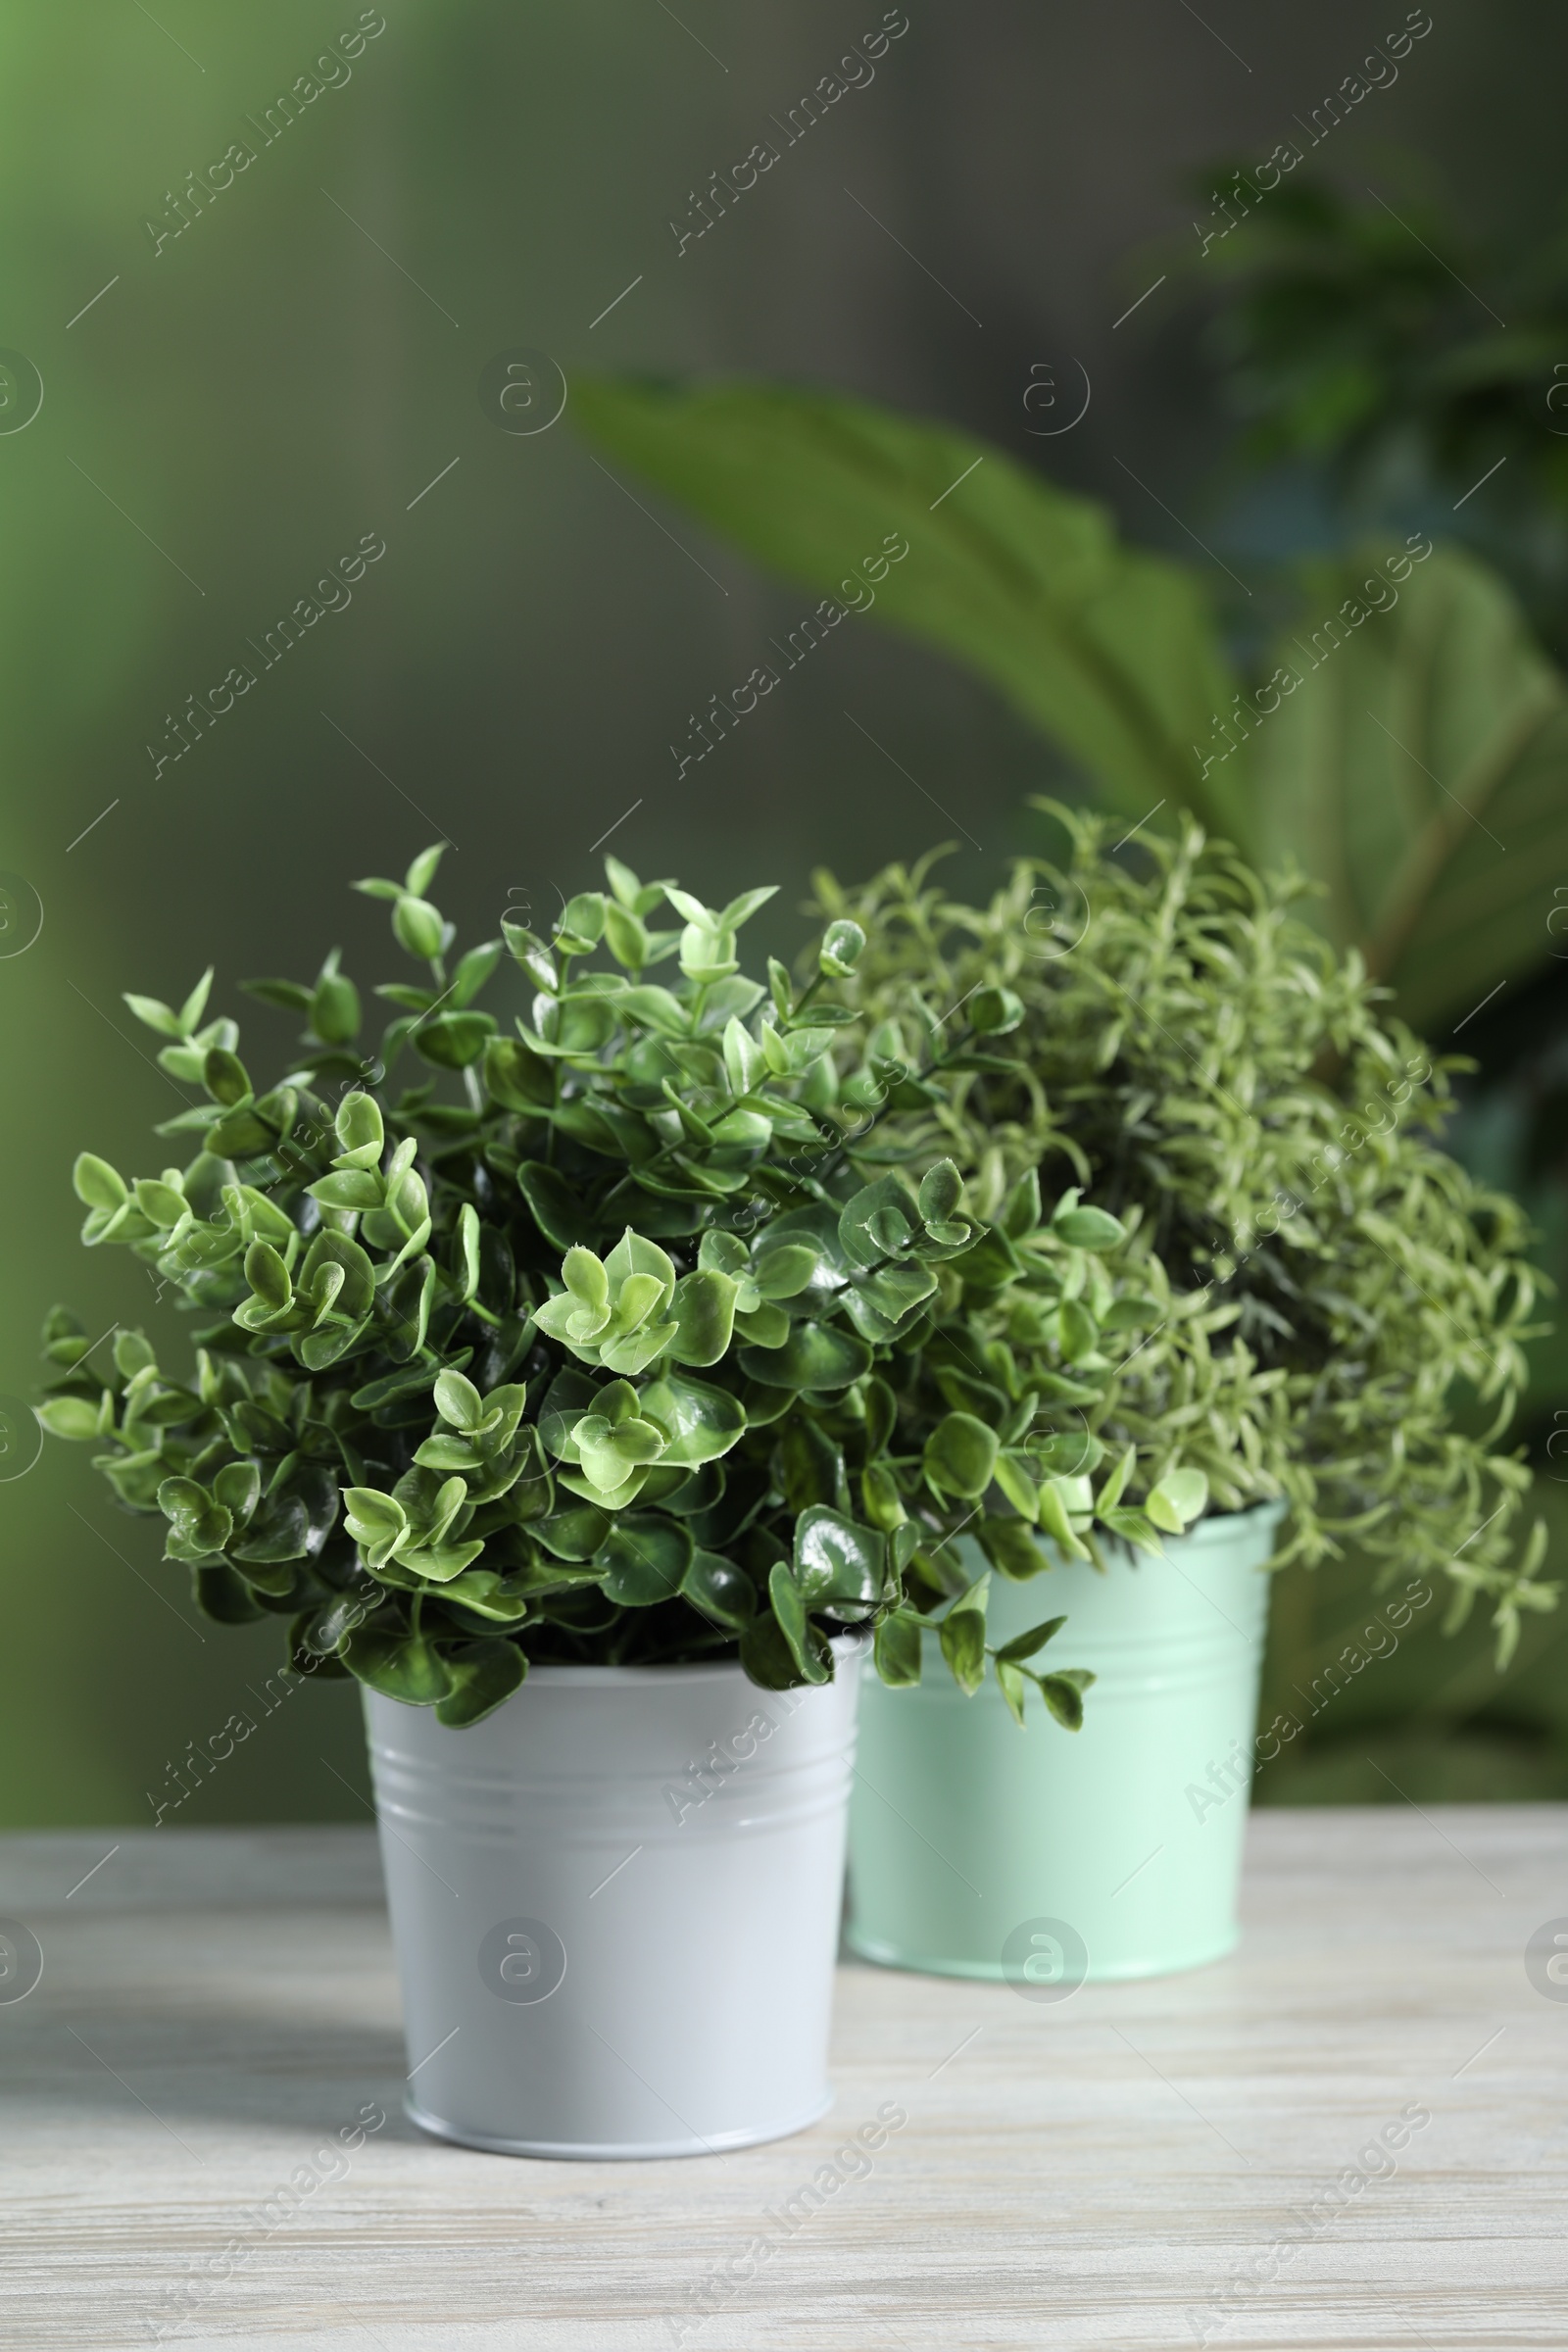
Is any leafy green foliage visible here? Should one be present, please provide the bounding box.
[1179,174,1568,653]
[574,376,1568,1034]
[38,846,1199,1726]
[1248,541,1568,1033]
[814,804,1553,1664]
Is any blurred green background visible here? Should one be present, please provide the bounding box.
[5,0,1568,1826]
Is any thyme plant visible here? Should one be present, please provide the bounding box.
[812,805,1552,1662]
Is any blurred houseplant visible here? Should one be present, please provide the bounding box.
[573,375,1568,1043]
[1177,167,1568,1444]
[574,366,1568,1798]
[35,842,1194,2144]
[817,808,1550,1978]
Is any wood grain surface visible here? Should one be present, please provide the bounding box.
[4,1809,1566,2349]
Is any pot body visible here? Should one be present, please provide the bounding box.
[364,1638,864,2159]
[847,1505,1283,1984]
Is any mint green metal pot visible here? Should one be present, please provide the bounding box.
[847,1503,1285,1983]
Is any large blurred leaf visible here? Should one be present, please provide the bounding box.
[1250,545,1568,1031]
[574,378,1240,831]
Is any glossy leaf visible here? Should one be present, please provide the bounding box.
[737,1323,872,1394]
[766,1561,831,1684]
[682,1548,756,1629]
[637,1373,748,1467]
[433,1640,526,1727]
[793,1505,883,1610]
[923,1412,1000,1500]
[668,1268,738,1367]
[343,1621,454,1705]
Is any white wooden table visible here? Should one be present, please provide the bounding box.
[5,1811,1566,2349]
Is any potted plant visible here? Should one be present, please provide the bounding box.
[38,845,1174,2151]
[811,807,1550,1983]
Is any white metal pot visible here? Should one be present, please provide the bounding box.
[363,1637,865,2159]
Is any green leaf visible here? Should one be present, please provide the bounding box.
[740,1609,810,1690]
[766,1560,831,1684]
[1053,1203,1126,1251]
[939,1576,990,1696]
[917,1159,963,1225]
[393,895,446,961]
[1100,1504,1164,1558]
[312,968,361,1044]
[229,1490,312,1565]
[557,891,607,953]
[792,1505,883,1610]
[596,1513,694,1605]
[1147,1466,1209,1533]
[405,1542,487,1584]
[434,1369,483,1431]
[124,990,186,1038]
[637,1372,748,1466]
[299,1229,375,1320]
[1102,1296,1163,1332]
[668,1268,737,1367]
[450,939,503,1008]
[433,1640,526,1727]
[343,1621,454,1705]
[839,1174,917,1270]
[819,917,865,977]
[193,1562,267,1625]
[991,1449,1041,1522]
[113,1329,155,1379]
[999,1167,1043,1240]
[203,1047,252,1106]
[342,1487,408,1568]
[751,1242,819,1299]
[604,901,651,969]
[534,1504,610,1561]
[1036,1669,1094,1731]
[157,1476,232,1561]
[335,1091,383,1160]
[213,1460,262,1526]
[73,1152,126,1211]
[572,378,1236,828]
[613,984,689,1037]
[1250,542,1568,1031]
[995,1659,1029,1727]
[976,1516,1051,1580]
[516,1161,599,1250]
[923,1411,1000,1499]
[995,1614,1067,1665]
[242,976,313,1014]
[308,1168,384,1211]
[1097,1442,1136,1514]
[737,1322,872,1393]
[415,1011,495,1070]
[874,1610,923,1687]
[968,985,1023,1035]
[35,1395,103,1442]
[1037,1478,1092,1560]
[484,1036,555,1111]
[682,1547,756,1629]
[405,845,445,899]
